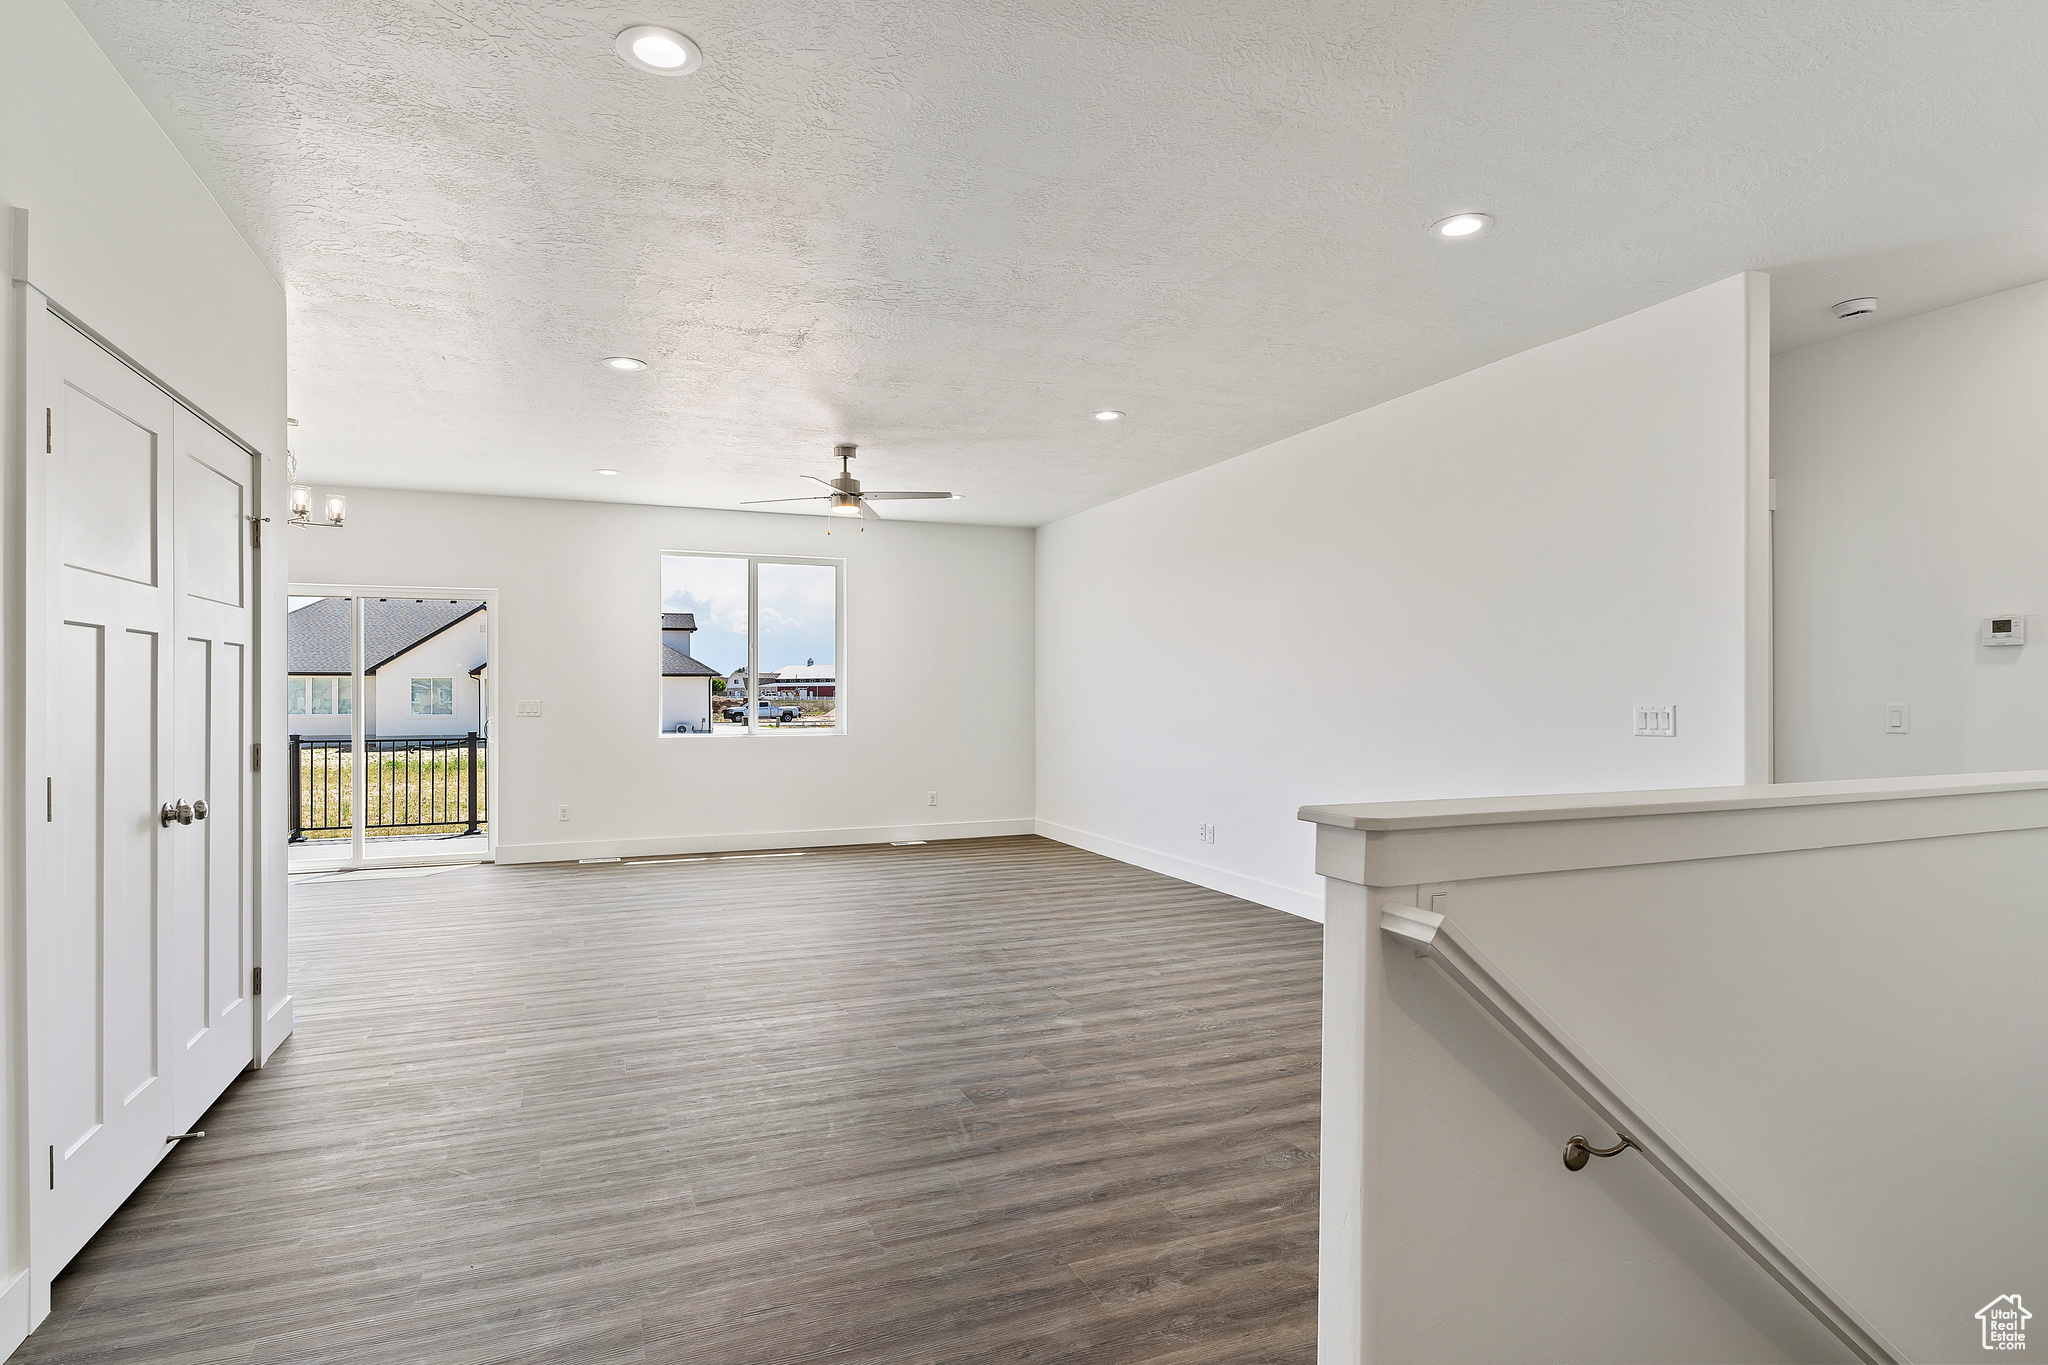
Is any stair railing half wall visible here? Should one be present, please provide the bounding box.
[1379,900,1899,1365]
[1302,771,2048,1365]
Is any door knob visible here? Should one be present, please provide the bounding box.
[160,799,193,827]
[191,798,209,821]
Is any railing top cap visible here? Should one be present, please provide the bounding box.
[1297,769,2048,833]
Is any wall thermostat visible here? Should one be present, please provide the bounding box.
[1982,616,2026,647]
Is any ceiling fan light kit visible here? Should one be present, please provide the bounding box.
[741,444,959,533]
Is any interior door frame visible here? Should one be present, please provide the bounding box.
[286,582,499,871]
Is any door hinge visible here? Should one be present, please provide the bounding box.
[46,776,52,822]
[253,966,263,996]
[250,516,261,549]
[49,1146,54,1190]
[46,408,52,454]
[252,742,261,772]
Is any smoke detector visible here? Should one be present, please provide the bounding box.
[1831,297,1879,321]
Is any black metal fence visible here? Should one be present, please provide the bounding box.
[289,733,487,841]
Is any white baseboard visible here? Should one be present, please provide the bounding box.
[495,818,1038,865]
[0,1268,30,1362]
[261,992,296,1065]
[1034,820,1324,922]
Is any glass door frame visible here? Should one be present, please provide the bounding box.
[288,581,500,869]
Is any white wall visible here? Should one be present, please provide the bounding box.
[1036,274,1769,918]
[1426,825,2042,1364]
[0,0,283,451]
[659,677,711,734]
[1775,277,2048,780]
[1,0,287,1349]
[287,488,1036,860]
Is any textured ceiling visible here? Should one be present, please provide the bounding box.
[69,0,2048,525]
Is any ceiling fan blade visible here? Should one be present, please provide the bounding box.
[855,495,883,520]
[800,473,839,492]
[860,491,956,500]
[741,496,831,505]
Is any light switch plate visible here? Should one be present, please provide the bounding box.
[1633,704,1676,737]
[1884,702,1910,734]
[516,700,542,717]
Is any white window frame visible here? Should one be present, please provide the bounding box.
[661,550,845,738]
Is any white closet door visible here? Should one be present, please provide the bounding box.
[170,413,256,1132]
[36,319,179,1273]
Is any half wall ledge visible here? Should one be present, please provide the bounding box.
[1299,769,2048,887]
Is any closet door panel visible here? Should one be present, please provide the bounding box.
[34,317,178,1276]
[171,413,256,1132]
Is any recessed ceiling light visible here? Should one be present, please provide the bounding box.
[1430,212,1493,239]
[595,468,621,476]
[1093,410,1123,421]
[615,25,702,75]
[602,356,647,372]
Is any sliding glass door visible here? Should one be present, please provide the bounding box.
[287,585,496,868]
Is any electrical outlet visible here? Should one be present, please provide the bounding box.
[1633,704,1676,737]
[1196,823,1216,844]
[928,790,938,806]
[517,700,542,717]
[558,804,571,821]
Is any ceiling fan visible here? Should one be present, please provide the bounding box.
[742,444,957,523]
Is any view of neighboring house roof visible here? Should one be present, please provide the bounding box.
[660,612,697,631]
[287,597,486,675]
[662,645,720,678]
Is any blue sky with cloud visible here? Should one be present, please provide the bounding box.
[661,555,835,676]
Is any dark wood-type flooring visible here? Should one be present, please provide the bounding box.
[21,835,1322,1363]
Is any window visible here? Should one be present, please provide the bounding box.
[289,677,351,715]
[411,677,454,715]
[661,553,840,736]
